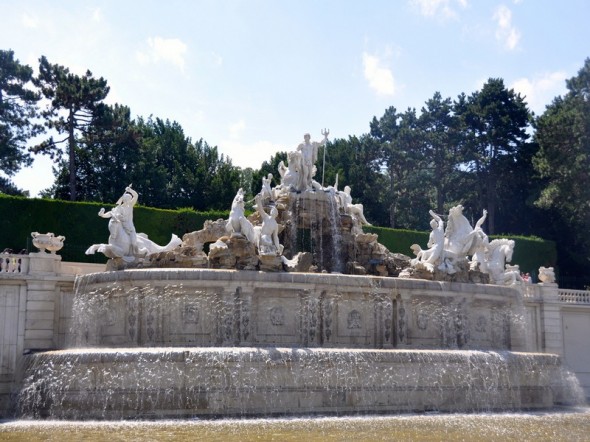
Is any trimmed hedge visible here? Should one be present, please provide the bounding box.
[0,194,556,275]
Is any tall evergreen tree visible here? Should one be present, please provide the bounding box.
[533,58,590,285]
[419,92,464,214]
[458,78,530,233]
[33,56,109,200]
[46,104,142,202]
[0,49,41,188]
[371,107,430,228]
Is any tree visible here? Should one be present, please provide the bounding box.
[458,79,530,233]
[371,107,431,228]
[47,104,142,202]
[419,92,464,214]
[33,56,109,201]
[324,135,387,226]
[0,49,41,184]
[533,58,590,285]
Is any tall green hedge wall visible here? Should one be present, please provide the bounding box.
[0,195,226,263]
[0,195,556,276]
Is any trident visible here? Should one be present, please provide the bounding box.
[321,128,330,187]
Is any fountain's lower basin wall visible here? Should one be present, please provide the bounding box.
[72,269,523,351]
[18,348,582,419]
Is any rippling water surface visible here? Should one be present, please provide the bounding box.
[2,408,590,442]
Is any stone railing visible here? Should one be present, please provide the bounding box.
[0,253,29,274]
[521,283,540,300]
[558,288,590,305]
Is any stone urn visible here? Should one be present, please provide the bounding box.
[31,232,65,254]
[538,266,556,284]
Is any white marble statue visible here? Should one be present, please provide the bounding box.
[338,185,371,226]
[296,132,328,191]
[277,151,302,191]
[410,210,444,271]
[483,239,521,285]
[254,194,284,256]
[226,188,256,243]
[503,264,524,285]
[539,266,556,284]
[261,173,274,201]
[442,206,488,273]
[86,185,181,262]
[470,209,490,270]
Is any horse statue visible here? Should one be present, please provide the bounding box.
[86,186,181,262]
[482,239,522,285]
[442,206,488,273]
[226,188,256,243]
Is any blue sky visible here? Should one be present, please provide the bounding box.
[3,0,590,196]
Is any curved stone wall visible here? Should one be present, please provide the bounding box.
[71,269,523,351]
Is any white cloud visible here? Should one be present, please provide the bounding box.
[229,119,246,139]
[136,37,188,71]
[21,13,39,28]
[221,139,278,169]
[511,71,567,114]
[410,0,468,20]
[211,52,223,67]
[92,8,102,23]
[493,5,521,51]
[362,52,396,96]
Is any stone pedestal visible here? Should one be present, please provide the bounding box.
[538,283,564,356]
[28,253,61,275]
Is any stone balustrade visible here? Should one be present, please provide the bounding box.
[0,254,29,274]
[558,289,590,305]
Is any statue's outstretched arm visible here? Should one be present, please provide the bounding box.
[475,209,488,229]
[126,185,139,206]
[98,208,113,219]
[255,194,267,219]
[429,210,442,224]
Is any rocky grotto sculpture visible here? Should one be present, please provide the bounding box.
[84,136,526,287]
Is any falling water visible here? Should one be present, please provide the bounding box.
[17,347,584,420]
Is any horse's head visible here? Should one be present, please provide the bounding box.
[232,188,245,209]
[448,205,464,220]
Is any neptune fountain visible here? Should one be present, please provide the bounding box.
[15,132,584,420]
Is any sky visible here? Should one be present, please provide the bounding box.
[3,0,590,197]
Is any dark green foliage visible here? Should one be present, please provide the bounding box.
[363,225,428,258]
[45,115,242,211]
[0,175,28,196]
[457,78,531,233]
[0,50,41,180]
[320,135,387,226]
[533,58,590,287]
